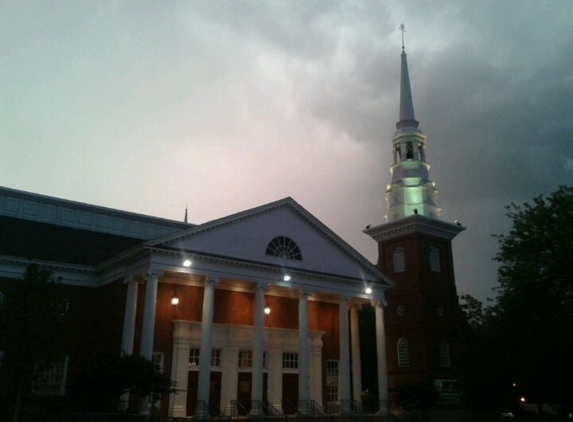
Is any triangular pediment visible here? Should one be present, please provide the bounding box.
[147,198,390,285]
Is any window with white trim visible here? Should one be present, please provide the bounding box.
[239,350,252,368]
[326,360,339,402]
[32,355,68,397]
[439,340,451,368]
[282,352,298,369]
[393,247,405,273]
[430,246,441,272]
[189,348,200,366]
[397,338,410,367]
[211,349,221,367]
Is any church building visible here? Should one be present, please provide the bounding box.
[364,43,465,404]
[0,187,393,417]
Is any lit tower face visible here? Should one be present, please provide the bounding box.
[385,48,441,223]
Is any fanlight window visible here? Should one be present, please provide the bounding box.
[397,338,410,367]
[266,236,302,260]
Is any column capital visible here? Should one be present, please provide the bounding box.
[146,269,164,278]
[204,275,219,285]
[374,297,388,307]
[299,289,310,299]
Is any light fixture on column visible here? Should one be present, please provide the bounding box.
[283,274,291,282]
[264,304,271,315]
[171,295,180,306]
[365,286,373,295]
[183,259,192,267]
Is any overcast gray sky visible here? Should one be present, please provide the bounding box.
[1,1,572,302]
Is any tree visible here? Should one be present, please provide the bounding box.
[0,264,68,422]
[71,353,177,412]
[492,186,573,414]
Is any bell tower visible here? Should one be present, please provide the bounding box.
[364,28,465,404]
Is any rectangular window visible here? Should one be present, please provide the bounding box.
[239,350,252,368]
[326,359,339,402]
[152,352,164,373]
[282,352,298,369]
[32,355,68,397]
[189,348,200,366]
[211,349,221,367]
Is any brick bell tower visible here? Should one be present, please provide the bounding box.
[364,31,465,403]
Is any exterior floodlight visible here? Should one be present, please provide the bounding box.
[171,296,180,306]
[264,305,271,315]
[283,275,291,282]
[365,287,373,295]
[183,259,192,267]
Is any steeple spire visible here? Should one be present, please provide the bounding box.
[382,29,441,223]
[396,24,419,130]
[184,205,188,224]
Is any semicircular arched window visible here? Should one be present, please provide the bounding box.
[266,236,302,261]
[397,337,410,367]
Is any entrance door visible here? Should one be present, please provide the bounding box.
[237,372,252,415]
[282,373,298,415]
[186,372,198,416]
[209,372,222,415]
[186,372,222,417]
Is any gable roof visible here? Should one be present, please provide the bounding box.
[147,197,392,286]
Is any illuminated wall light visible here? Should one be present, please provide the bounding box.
[264,305,271,315]
[183,259,192,267]
[283,274,291,282]
[171,296,180,306]
[365,287,373,295]
[520,397,526,403]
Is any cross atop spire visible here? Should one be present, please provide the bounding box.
[396,24,419,130]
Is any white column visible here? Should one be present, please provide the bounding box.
[121,277,139,355]
[196,277,216,418]
[251,284,265,414]
[339,297,351,407]
[298,291,310,415]
[309,336,323,405]
[375,300,389,415]
[221,345,239,416]
[138,271,161,415]
[170,321,192,417]
[119,277,139,412]
[350,305,362,404]
[140,271,160,360]
[268,346,283,410]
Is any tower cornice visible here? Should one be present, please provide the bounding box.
[363,214,465,242]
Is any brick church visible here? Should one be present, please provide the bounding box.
[365,41,465,403]
[0,41,463,417]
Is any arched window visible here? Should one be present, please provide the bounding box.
[393,247,405,273]
[266,236,302,261]
[439,340,451,368]
[398,338,410,367]
[429,246,440,272]
[406,142,414,159]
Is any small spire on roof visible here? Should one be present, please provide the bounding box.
[184,205,188,224]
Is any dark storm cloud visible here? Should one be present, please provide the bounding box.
[1,0,572,303]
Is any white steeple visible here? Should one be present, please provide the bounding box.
[385,34,441,223]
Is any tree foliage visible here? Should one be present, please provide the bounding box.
[493,186,573,409]
[0,264,68,421]
[459,186,573,414]
[71,353,177,411]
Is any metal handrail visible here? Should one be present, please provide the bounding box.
[309,399,325,417]
[263,400,284,418]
